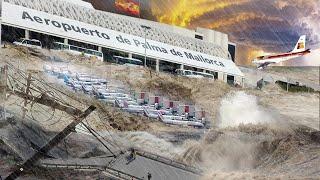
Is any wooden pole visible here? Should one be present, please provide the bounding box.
[5,106,96,180]
[11,90,82,116]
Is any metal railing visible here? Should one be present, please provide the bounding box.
[40,163,144,180]
[135,148,203,175]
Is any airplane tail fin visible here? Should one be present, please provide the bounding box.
[291,35,306,53]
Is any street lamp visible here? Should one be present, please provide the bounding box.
[141,25,151,68]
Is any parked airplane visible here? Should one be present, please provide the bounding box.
[252,35,311,69]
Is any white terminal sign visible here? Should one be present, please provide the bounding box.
[1,2,243,76]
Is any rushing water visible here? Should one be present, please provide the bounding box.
[218,91,273,128]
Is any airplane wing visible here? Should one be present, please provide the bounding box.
[257,61,276,69]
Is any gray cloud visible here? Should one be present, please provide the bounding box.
[189,0,319,53]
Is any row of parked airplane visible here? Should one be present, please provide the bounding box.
[43,65,206,128]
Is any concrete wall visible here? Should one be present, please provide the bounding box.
[127,14,229,46]
[171,26,196,38]
[218,72,224,81]
[196,27,229,50]
[134,18,196,38]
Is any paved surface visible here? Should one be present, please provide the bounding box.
[111,154,200,180]
[40,153,201,180]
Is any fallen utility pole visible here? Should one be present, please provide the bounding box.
[3,72,97,180]
[5,105,96,180]
[10,89,82,116]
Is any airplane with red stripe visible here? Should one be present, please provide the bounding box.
[253,35,311,69]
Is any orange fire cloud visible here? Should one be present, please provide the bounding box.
[150,0,251,27]
[147,0,320,65]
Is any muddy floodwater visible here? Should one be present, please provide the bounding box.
[0,46,319,179]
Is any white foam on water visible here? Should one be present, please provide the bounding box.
[218,91,272,128]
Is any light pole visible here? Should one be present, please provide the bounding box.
[141,25,151,68]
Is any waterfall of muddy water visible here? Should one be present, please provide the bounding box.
[218,92,273,128]
[176,92,282,174]
[110,92,280,169]
[115,131,186,158]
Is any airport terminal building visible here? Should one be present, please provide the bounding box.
[0,0,244,85]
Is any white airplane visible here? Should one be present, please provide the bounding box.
[253,35,311,69]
